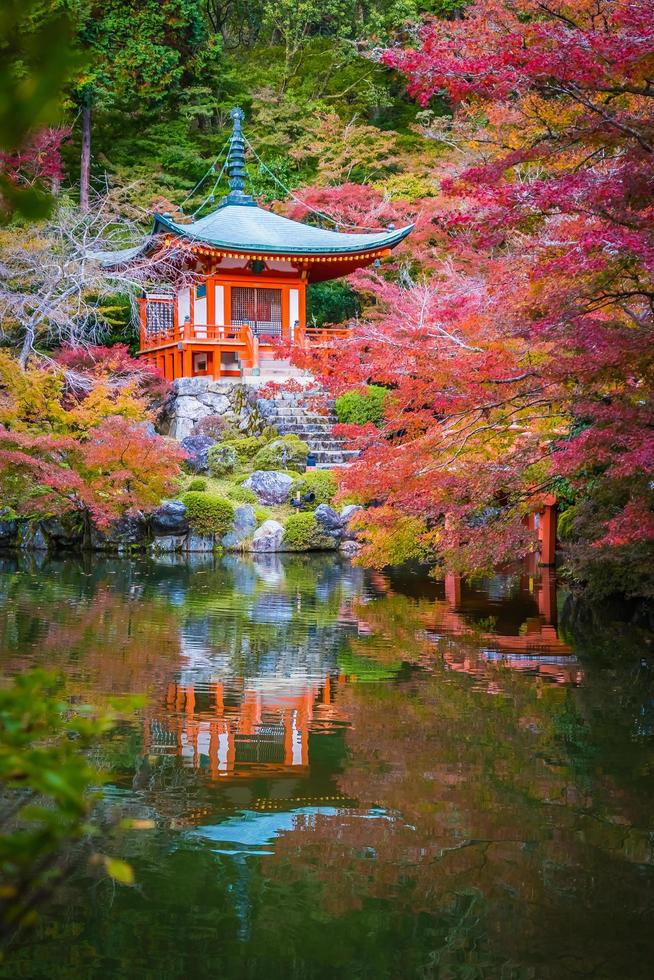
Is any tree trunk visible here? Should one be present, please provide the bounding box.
[80,100,92,212]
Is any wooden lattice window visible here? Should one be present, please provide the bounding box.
[231,286,282,337]
[145,297,174,338]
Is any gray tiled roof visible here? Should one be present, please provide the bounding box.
[154,202,413,255]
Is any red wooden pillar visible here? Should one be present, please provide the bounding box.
[445,572,462,609]
[182,346,193,377]
[539,494,558,566]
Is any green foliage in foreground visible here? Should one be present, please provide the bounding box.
[0,671,139,949]
[181,491,235,536]
[187,477,208,492]
[290,470,337,508]
[283,512,333,550]
[335,385,388,426]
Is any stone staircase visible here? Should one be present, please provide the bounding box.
[261,396,359,469]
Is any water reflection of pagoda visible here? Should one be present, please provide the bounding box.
[143,673,347,779]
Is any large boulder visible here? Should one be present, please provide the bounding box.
[174,377,213,397]
[243,470,294,505]
[184,533,215,553]
[222,505,257,549]
[251,519,285,552]
[314,504,344,535]
[89,513,148,551]
[20,523,48,551]
[180,435,215,473]
[151,500,188,537]
[174,395,211,420]
[0,516,18,549]
[340,504,362,541]
[40,514,84,550]
[196,391,230,414]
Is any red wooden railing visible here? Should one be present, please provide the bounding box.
[295,325,350,350]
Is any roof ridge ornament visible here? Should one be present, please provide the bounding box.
[222,106,256,207]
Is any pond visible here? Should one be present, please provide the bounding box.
[1,553,653,979]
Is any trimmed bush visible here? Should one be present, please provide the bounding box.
[253,434,309,473]
[187,477,207,492]
[181,492,235,537]
[335,385,387,426]
[290,470,337,508]
[207,443,238,477]
[283,512,333,551]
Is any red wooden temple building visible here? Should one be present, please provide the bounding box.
[106,108,412,382]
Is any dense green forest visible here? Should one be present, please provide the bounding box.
[22,0,453,213]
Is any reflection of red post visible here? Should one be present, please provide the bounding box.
[540,494,558,566]
[445,572,462,609]
[211,680,224,716]
[538,566,557,625]
[283,709,294,766]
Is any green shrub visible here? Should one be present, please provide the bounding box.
[207,443,238,477]
[290,470,337,508]
[253,434,309,473]
[181,492,235,537]
[187,477,207,492]
[222,434,268,462]
[227,484,258,504]
[335,385,387,426]
[283,513,333,551]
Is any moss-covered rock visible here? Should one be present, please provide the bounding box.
[253,435,309,473]
[207,443,238,477]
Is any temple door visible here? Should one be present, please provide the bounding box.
[231,286,282,338]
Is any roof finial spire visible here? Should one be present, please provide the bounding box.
[222,106,255,206]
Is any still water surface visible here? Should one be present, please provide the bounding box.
[1,553,653,979]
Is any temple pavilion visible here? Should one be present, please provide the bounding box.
[115,108,412,381]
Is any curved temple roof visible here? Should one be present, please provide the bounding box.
[152,205,412,256]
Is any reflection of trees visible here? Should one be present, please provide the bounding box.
[262,589,654,979]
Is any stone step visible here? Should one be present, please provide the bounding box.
[275,425,334,436]
[311,449,359,463]
[267,408,334,418]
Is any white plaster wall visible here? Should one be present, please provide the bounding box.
[215,284,225,324]
[289,288,300,338]
[195,296,207,325]
[178,287,190,325]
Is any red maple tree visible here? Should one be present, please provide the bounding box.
[290,0,654,577]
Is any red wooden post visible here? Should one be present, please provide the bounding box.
[539,494,558,566]
[445,572,462,609]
